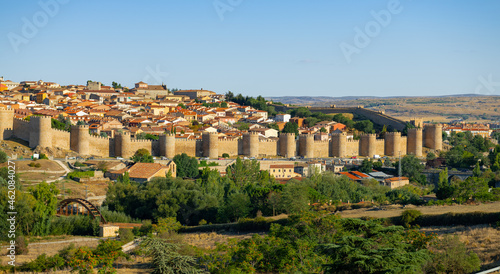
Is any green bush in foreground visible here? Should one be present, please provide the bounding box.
[401,209,422,228]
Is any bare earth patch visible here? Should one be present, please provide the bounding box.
[337,201,500,219]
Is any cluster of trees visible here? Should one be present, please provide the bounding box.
[226,92,277,116]
[435,165,500,203]
[51,115,72,132]
[14,239,128,273]
[105,155,439,225]
[442,131,494,168]
[199,101,228,108]
[201,212,481,273]
[136,133,160,140]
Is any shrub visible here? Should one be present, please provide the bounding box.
[35,163,41,168]
[15,235,29,255]
[154,217,182,234]
[29,162,37,167]
[416,212,500,227]
[222,153,230,158]
[18,253,65,272]
[401,209,422,227]
[74,161,86,167]
[198,219,207,226]
[119,228,134,244]
[423,235,480,273]
[67,170,94,180]
[0,151,7,163]
[39,153,48,160]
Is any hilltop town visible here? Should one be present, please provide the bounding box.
[2,76,500,272]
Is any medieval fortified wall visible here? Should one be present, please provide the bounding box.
[0,109,442,159]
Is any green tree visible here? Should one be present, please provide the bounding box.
[473,162,481,177]
[435,168,454,200]
[319,127,327,133]
[267,122,279,131]
[131,148,154,163]
[359,159,373,173]
[396,154,426,184]
[30,182,59,236]
[320,225,432,273]
[279,180,309,214]
[226,157,262,186]
[354,120,374,133]
[142,237,204,274]
[237,123,249,131]
[401,209,422,228]
[0,150,7,163]
[173,153,199,178]
[111,81,122,89]
[426,152,436,161]
[220,192,251,222]
[423,235,481,273]
[282,122,299,135]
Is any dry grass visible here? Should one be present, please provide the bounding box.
[337,201,500,219]
[421,225,500,268]
[51,179,109,198]
[182,231,264,250]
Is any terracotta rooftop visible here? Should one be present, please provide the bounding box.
[127,163,170,179]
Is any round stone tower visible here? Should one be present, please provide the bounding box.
[203,132,219,158]
[279,133,296,158]
[360,134,376,157]
[407,128,423,156]
[243,132,260,157]
[0,109,14,140]
[424,124,443,150]
[70,125,90,155]
[331,132,347,158]
[115,132,132,158]
[299,134,314,158]
[159,133,176,158]
[29,116,52,148]
[384,132,401,156]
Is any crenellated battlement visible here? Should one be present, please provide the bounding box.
[50,128,71,134]
[89,135,112,141]
[130,138,153,143]
[71,125,89,129]
[385,132,401,136]
[259,139,278,143]
[13,117,29,124]
[30,115,52,120]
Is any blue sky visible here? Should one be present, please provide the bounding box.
[1,0,500,97]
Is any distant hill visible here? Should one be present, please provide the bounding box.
[266,94,500,124]
[266,94,489,105]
